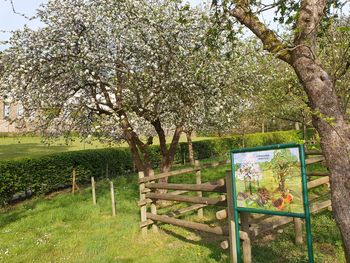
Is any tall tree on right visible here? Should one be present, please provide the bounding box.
[212,0,350,260]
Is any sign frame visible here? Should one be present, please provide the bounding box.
[230,143,314,262]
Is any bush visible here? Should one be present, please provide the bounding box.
[0,148,133,205]
[0,129,310,205]
[177,129,308,162]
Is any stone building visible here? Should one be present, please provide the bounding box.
[0,100,23,133]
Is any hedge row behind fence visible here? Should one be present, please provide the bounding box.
[0,129,310,205]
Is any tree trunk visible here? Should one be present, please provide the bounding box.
[292,55,350,260]
[119,118,152,176]
[301,110,308,142]
[186,130,195,165]
[152,119,183,186]
[261,122,265,133]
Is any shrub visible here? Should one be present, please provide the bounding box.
[177,129,308,162]
[0,129,311,205]
[0,148,133,205]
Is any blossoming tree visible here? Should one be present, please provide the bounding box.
[0,0,237,176]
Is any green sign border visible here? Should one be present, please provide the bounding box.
[230,143,314,262]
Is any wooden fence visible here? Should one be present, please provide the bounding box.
[138,151,331,263]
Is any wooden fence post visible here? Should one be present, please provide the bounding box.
[139,171,148,235]
[240,212,252,263]
[195,160,203,218]
[110,181,116,216]
[72,168,76,194]
[294,218,303,245]
[149,169,158,233]
[242,236,252,263]
[91,177,96,205]
[240,212,250,234]
[72,168,79,194]
[226,171,238,263]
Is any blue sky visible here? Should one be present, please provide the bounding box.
[0,0,47,44]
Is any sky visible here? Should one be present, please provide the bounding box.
[0,0,200,50]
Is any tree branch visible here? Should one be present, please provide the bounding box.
[293,0,327,60]
[230,3,292,64]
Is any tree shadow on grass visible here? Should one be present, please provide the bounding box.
[0,190,83,229]
[159,223,308,263]
[161,227,228,262]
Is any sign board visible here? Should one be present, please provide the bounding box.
[230,144,314,262]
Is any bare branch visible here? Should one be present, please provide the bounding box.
[8,0,33,20]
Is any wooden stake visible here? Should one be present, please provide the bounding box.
[240,212,252,263]
[110,181,116,216]
[294,218,303,245]
[72,168,76,194]
[195,160,203,218]
[226,171,238,263]
[242,236,252,263]
[139,171,148,235]
[240,212,250,235]
[91,177,96,205]
[149,169,158,233]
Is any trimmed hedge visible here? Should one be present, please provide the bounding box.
[180,129,308,160]
[0,148,133,205]
[0,129,309,205]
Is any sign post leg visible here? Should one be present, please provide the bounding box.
[226,171,238,263]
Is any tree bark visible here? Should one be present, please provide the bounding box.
[261,122,265,133]
[293,54,350,261]
[292,37,350,263]
[186,130,195,165]
[152,119,183,181]
[291,2,350,258]
[119,118,152,176]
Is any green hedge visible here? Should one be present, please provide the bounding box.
[0,129,309,205]
[0,148,133,205]
[180,129,308,161]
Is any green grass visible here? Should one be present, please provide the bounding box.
[0,161,345,263]
[0,135,212,161]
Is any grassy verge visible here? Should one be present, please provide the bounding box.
[0,161,344,262]
[0,135,212,161]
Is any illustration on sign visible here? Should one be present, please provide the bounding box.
[233,147,303,213]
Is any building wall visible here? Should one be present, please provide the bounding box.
[0,101,21,133]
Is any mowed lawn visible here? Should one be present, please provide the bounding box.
[0,135,212,161]
[0,163,345,263]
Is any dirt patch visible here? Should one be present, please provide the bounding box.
[316,243,336,256]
